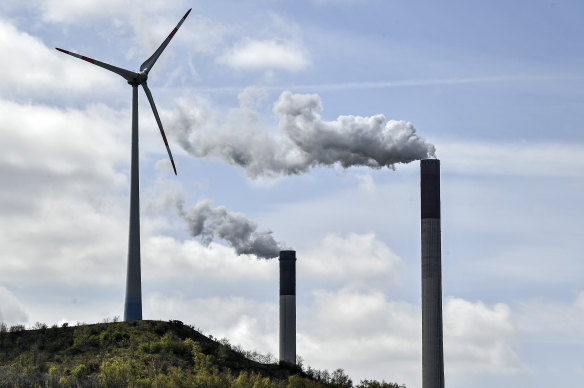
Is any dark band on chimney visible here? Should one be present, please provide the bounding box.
[279,250,296,296]
[421,159,440,219]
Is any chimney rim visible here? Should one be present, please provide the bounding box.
[279,250,296,261]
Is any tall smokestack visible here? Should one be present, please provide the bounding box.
[420,159,445,388]
[279,250,296,364]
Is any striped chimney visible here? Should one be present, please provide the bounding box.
[279,250,296,364]
[421,159,445,388]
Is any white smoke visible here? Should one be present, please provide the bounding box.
[144,164,283,259]
[168,89,436,178]
[176,199,282,259]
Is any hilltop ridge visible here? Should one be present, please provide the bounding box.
[0,320,404,388]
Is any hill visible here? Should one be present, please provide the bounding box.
[0,320,404,387]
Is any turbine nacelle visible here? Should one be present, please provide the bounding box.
[127,72,148,86]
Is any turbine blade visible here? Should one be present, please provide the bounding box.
[142,82,177,175]
[140,8,192,74]
[56,48,138,82]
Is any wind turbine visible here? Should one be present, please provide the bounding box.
[56,9,191,321]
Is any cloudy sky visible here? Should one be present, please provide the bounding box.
[1,1,584,387]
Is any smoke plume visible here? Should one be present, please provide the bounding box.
[168,89,436,178]
[176,199,282,259]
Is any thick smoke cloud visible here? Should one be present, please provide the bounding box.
[176,199,282,259]
[168,90,436,178]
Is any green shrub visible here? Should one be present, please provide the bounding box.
[233,371,277,388]
[288,375,319,388]
[100,357,134,386]
[72,363,88,378]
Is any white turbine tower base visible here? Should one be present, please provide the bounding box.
[56,9,192,321]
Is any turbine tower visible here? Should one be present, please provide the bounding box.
[56,9,191,321]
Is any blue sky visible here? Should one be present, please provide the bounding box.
[1,1,584,387]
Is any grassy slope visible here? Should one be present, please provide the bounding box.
[0,320,403,388]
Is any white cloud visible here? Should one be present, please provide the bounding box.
[0,98,130,287]
[128,9,221,67]
[575,291,584,311]
[219,39,309,72]
[296,290,525,386]
[438,140,584,177]
[174,15,228,55]
[444,298,527,380]
[32,0,184,24]
[0,286,27,325]
[35,0,127,22]
[0,100,127,175]
[515,292,584,344]
[300,233,401,289]
[142,237,277,285]
[0,18,117,100]
[3,4,201,91]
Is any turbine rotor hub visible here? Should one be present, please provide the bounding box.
[128,71,148,86]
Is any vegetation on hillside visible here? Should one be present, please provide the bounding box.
[0,320,405,388]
